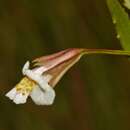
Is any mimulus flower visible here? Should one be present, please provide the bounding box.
[5,48,130,105]
[6,61,55,105]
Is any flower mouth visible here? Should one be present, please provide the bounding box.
[16,77,36,95]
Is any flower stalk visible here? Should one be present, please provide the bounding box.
[82,48,130,56]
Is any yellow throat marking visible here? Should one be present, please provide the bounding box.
[16,77,37,95]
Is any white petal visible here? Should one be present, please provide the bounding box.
[22,61,30,75]
[23,69,43,85]
[6,87,29,104]
[36,75,53,91]
[43,74,52,82]
[24,68,52,92]
[22,62,52,89]
[6,88,17,100]
[30,85,55,105]
[13,93,29,104]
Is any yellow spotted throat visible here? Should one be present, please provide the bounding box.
[16,77,36,95]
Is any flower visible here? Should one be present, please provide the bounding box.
[6,61,55,105]
[5,48,130,105]
[6,48,83,105]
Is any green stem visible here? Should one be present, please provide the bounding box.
[81,49,130,57]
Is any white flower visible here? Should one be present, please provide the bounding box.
[6,61,55,105]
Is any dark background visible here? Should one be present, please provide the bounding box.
[0,0,130,130]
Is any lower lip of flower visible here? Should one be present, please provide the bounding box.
[16,77,37,95]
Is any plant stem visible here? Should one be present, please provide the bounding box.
[81,49,130,57]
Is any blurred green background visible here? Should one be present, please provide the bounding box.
[1,0,130,130]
